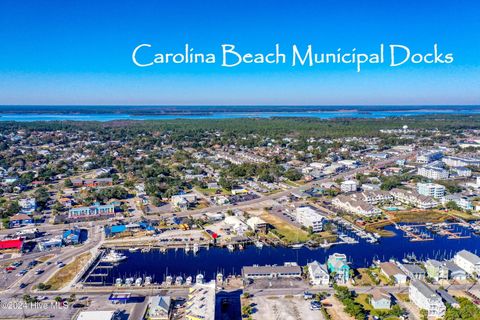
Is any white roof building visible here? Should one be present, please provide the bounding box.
[295,206,324,232]
[185,281,216,320]
[77,311,116,320]
[454,250,480,276]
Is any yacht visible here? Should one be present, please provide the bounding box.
[175,276,183,286]
[165,276,173,286]
[128,247,139,252]
[227,244,234,252]
[254,241,264,249]
[101,250,127,263]
[144,276,152,286]
[193,243,199,254]
[115,278,123,286]
[185,243,190,253]
[135,277,143,286]
[290,243,304,249]
[125,277,134,286]
[185,276,193,286]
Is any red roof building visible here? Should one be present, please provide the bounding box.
[0,239,24,250]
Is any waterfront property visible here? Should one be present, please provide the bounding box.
[425,259,449,282]
[294,206,324,232]
[453,250,480,277]
[417,183,446,199]
[327,253,350,284]
[242,263,302,280]
[307,260,330,286]
[379,262,407,284]
[185,281,216,320]
[409,280,446,318]
[68,202,115,220]
[390,188,438,209]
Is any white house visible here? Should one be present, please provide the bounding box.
[307,260,330,286]
[454,250,480,277]
[341,180,358,193]
[409,280,446,318]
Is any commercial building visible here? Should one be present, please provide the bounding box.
[148,295,172,320]
[71,178,113,187]
[9,213,33,228]
[242,263,302,280]
[185,281,216,320]
[77,311,116,320]
[417,151,443,164]
[294,206,324,232]
[68,202,115,220]
[442,156,480,168]
[409,280,446,318]
[417,183,446,199]
[246,217,268,233]
[0,239,23,251]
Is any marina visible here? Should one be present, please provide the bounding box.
[82,223,480,286]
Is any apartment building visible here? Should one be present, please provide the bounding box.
[332,194,382,217]
[68,203,115,219]
[416,151,443,164]
[295,206,324,232]
[409,280,446,318]
[417,166,449,180]
[340,180,358,193]
[442,156,480,168]
[417,183,446,199]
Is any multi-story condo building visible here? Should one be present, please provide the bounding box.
[417,151,443,164]
[390,188,439,209]
[332,194,382,217]
[417,183,446,199]
[442,195,473,211]
[417,166,449,180]
[409,280,446,318]
[442,156,480,168]
[295,206,324,232]
[359,191,393,204]
[340,180,357,193]
[68,202,115,219]
[453,250,480,277]
[425,259,449,282]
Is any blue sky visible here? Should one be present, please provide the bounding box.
[0,0,479,105]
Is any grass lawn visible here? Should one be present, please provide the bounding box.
[261,213,309,243]
[355,293,373,311]
[45,252,91,290]
[392,209,480,224]
[197,187,230,196]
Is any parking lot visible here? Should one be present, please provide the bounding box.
[251,295,324,320]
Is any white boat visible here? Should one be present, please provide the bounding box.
[115,278,122,286]
[185,276,192,285]
[185,244,190,253]
[193,243,199,254]
[196,274,204,284]
[144,276,152,285]
[254,241,264,249]
[165,276,173,286]
[135,277,143,286]
[101,250,127,263]
[125,277,134,286]
[129,247,139,252]
[290,243,303,249]
[175,276,183,285]
[238,244,244,250]
[227,244,234,252]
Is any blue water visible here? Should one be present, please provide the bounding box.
[87,225,480,284]
[1,106,480,121]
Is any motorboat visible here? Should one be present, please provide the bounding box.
[101,250,127,263]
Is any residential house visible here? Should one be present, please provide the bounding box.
[425,260,449,281]
[370,289,391,310]
[379,262,407,284]
[327,253,350,284]
[400,263,426,280]
[9,214,33,228]
[246,217,268,233]
[307,260,330,286]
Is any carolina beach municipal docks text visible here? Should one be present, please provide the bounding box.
[132,43,454,72]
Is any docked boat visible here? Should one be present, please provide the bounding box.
[196,274,204,284]
[185,276,192,286]
[165,276,173,286]
[115,278,123,286]
[193,243,199,254]
[129,247,139,252]
[125,277,134,286]
[144,276,152,285]
[254,241,264,249]
[227,244,234,252]
[101,250,127,263]
[185,243,190,253]
[238,244,244,250]
[135,277,143,286]
[290,243,304,249]
[175,276,183,286]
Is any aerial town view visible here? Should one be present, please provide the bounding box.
[1,1,480,320]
